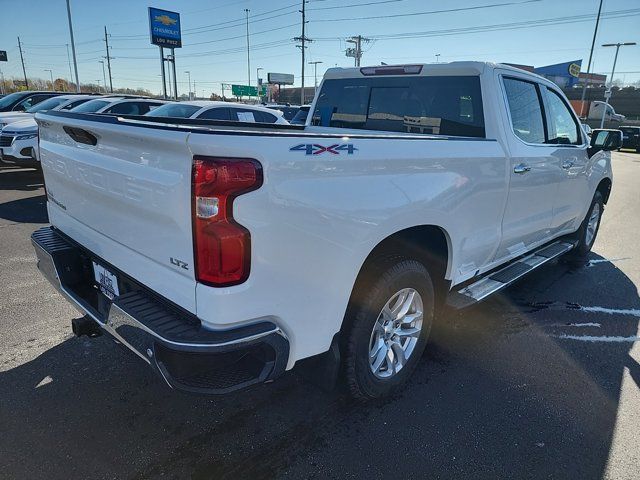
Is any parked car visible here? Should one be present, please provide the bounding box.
[619,126,640,152]
[264,104,300,121]
[0,90,64,113]
[290,105,310,125]
[0,95,97,167]
[69,97,167,115]
[33,62,618,399]
[145,101,289,124]
[0,94,96,129]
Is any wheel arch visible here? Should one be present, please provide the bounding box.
[341,225,451,337]
[596,177,612,204]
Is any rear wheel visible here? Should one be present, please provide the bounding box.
[344,258,434,400]
[569,191,604,259]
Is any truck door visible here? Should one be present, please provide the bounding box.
[540,85,590,235]
[494,76,561,262]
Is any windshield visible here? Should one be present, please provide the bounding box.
[145,103,201,118]
[25,97,68,113]
[70,99,111,113]
[0,92,26,109]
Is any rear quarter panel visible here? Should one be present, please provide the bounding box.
[187,131,508,365]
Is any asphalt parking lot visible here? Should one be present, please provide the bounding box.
[1,151,639,480]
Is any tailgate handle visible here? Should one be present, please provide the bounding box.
[63,126,98,146]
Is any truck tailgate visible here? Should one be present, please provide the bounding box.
[37,113,197,312]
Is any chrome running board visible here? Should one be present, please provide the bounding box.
[446,241,575,309]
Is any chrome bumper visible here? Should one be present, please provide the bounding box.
[32,226,289,394]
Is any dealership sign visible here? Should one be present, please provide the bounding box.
[0,50,7,62]
[148,7,181,48]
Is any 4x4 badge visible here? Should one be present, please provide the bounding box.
[290,143,357,155]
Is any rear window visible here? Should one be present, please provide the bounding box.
[145,103,200,118]
[312,76,485,137]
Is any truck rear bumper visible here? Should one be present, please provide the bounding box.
[31,226,289,395]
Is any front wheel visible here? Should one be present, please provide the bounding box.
[344,258,434,400]
[570,191,604,259]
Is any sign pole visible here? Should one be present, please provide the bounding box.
[159,47,167,99]
[171,48,178,100]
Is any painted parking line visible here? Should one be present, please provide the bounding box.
[586,257,631,267]
[554,334,640,343]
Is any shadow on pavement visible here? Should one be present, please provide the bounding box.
[1,253,638,479]
[0,194,48,224]
[0,166,43,192]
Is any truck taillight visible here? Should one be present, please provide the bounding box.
[192,156,263,287]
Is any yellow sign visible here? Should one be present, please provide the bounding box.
[568,63,581,78]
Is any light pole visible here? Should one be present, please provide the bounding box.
[99,60,107,93]
[184,70,191,100]
[308,61,322,97]
[435,53,441,63]
[244,8,251,88]
[256,67,263,100]
[600,42,636,128]
[44,69,54,91]
[66,0,80,92]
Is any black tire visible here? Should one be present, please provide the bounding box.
[344,257,434,400]
[569,191,604,259]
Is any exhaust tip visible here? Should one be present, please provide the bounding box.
[71,316,102,338]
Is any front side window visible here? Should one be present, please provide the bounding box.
[312,75,485,137]
[544,88,580,145]
[503,77,546,144]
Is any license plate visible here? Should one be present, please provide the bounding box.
[92,261,120,300]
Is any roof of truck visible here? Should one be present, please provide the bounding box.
[322,61,547,80]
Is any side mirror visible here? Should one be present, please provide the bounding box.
[588,129,622,157]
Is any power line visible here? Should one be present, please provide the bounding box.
[311,0,542,23]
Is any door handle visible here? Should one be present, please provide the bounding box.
[513,163,531,174]
[562,160,575,169]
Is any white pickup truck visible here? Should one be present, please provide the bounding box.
[32,62,620,399]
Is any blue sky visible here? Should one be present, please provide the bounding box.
[0,0,638,96]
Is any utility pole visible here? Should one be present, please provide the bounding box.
[66,0,80,92]
[308,60,322,95]
[99,60,107,93]
[294,0,312,105]
[346,35,370,67]
[17,37,28,88]
[600,42,636,128]
[170,48,178,100]
[44,69,54,90]
[65,44,73,90]
[578,0,603,118]
[185,70,191,100]
[104,26,114,93]
[245,8,251,88]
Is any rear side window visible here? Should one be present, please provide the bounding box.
[105,102,158,115]
[503,78,545,144]
[198,108,231,120]
[253,111,278,123]
[70,100,110,113]
[146,103,201,118]
[544,88,580,145]
[312,76,485,137]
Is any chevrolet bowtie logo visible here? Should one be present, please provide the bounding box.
[155,15,177,26]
